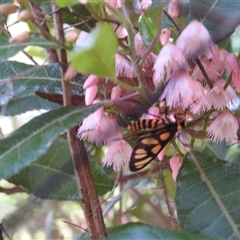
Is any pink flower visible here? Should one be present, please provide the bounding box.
[207,79,237,110]
[227,53,239,73]
[170,156,182,181]
[226,54,240,91]
[78,104,103,132]
[134,33,155,67]
[140,0,152,15]
[192,56,219,83]
[210,44,220,64]
[115,54,136,78]
[160,71,196,108]
[190,81,211,113]
[168,0,180,18]
[218,49,231,76]
[231,71,240,92]
[153,44,190,86]
[78,115,122,146]
[105,0,124,14]
[207,112,238,144]
[176,21,213,60]
[103,140,132,171]
[134,33,148,57]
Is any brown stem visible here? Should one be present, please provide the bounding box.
[29,1,58,63]
[195,58,213,88]
[51,2,107,238]
[163,9,180,33]
[0,186,28,195]
[68,127,107,238]
[52,3,71,105]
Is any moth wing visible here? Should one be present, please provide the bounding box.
[129,124,178,172]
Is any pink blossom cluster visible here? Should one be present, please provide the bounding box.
[153,21,239,146]
[77,71,132,171]
[76,0,239,179]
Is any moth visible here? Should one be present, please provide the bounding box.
[127,117,185,172]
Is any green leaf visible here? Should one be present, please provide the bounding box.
[8,138,114,200]
[54,0,78,7]
[176,151,240,240]
[76,223,211,239]
[0,35,59,62]
[0,61,84,115]
[138,15,161,54]
[225,144,240,164]
[30,1,92,31]
[0,0,13,3]
[202,141,228,159]
[102,223,210,240]
[0,103,102,180]
[70,23,118,78]
[3,95,59,115]
[61,4,93,31]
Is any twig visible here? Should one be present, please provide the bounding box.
[195,58,213,88]
[158,168,179,229]
[0,221,11,240]
[163,9,180,33]
[51,2,107,238]
[0,186,28,195]
[108,207,136,236]
[62,220,89,232]
[29,1,58,63]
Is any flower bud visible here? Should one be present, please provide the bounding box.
[111,86,122,100]
[148,106,159,119]
[83,75,99,89]
[18,9,33,21]
[170,156,181,181]
[115,25,128,39]
[65,30,79,42]
[160,28,171,46]
[79,0,88,4]
[64,65,78,81]
[157,147,166,161]
[85,85,98,105]
[0,4,18,14]
[92,99,104,123]
[9,32,31,44]
[168,0,180,18]
[227,53,239,73]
